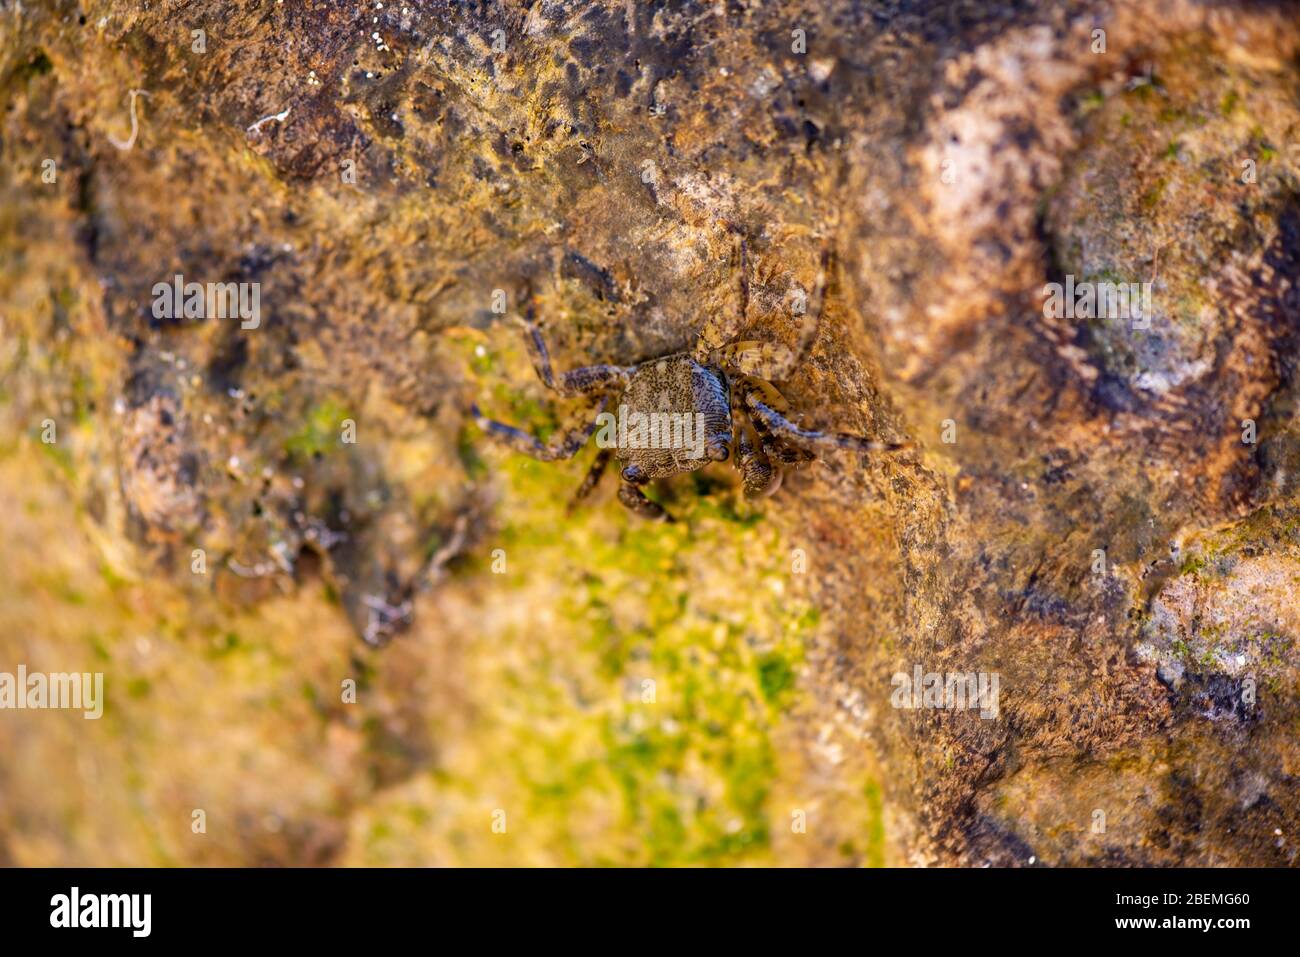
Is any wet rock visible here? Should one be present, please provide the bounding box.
[2,0,1299,865]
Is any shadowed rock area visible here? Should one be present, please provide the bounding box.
[1,0,1298,866]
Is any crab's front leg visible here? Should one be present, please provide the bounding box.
[616,464,674,522]
[728,380,782,497]
[735,423,782,497]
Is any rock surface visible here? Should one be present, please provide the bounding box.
[1,0,1298,865]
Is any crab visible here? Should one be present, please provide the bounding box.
[469,239,907,521]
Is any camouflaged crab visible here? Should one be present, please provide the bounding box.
[470,240,907,521]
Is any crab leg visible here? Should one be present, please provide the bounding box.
[519,299,635,396]
[568,447,614,512]
[616,463,674,522]
[742,390,908,454]
[713,244,832,381]
[470,395,610,461]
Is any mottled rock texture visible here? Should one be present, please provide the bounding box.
[1,0,1298,865]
